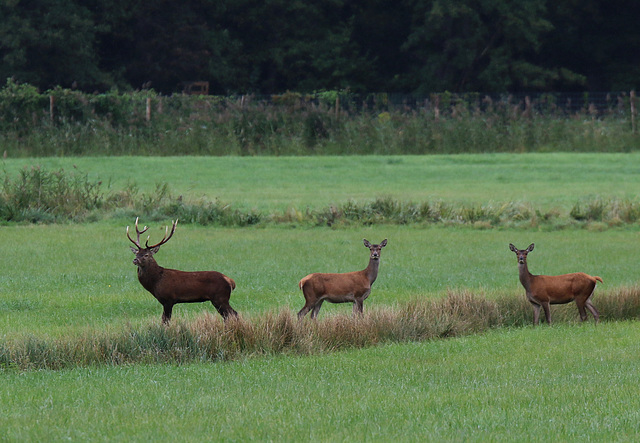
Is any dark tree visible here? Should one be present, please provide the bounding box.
[0,0,106,90]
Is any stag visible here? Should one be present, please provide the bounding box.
[298,239,387,319]
[509,243,601,325]
[127,218,238,323]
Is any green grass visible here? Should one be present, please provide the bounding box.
[2,153,640,440]
[2,322,640,440]
[2,153,640,212]
[0,223,637,339]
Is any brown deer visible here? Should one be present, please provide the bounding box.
[298,239,387,319]
[127,218,238,324]
[509,243,601,325]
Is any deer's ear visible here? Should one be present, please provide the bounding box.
[527,243,535,252]
[509,243,517,252]
[150,246,160,255]
[130,246,139,254]
[380,239,387,247]
[363,239,371,248]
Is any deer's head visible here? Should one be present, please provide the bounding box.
[127,218,178,267]
[364,239,387,260]
[509,243,534,265]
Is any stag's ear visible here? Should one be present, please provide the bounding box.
[150,246,160,255]
[363,239,372,248]
[509,243,517,252]
[527,243,535,252]
[130,246,139,254]
[380,239,388,247]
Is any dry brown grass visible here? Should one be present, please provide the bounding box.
[2,287,640,371]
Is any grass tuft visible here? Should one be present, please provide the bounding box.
[3,287,640,372]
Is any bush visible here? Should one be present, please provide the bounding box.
[2,166,640,229]
[1,82,639,156]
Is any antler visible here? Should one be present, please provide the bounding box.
[145,219,178,249]
[126,217,148,249]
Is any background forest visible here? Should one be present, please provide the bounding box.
[1,0,639,95]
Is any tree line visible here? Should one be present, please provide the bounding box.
[1,0,638,95]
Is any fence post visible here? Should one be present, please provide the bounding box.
[49,95,54,121]
[631,90,637,134]
[146,97,151,122]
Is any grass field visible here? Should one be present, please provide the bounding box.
[0,224,636,339]
[2,322,640,440]
[2,153,640,440]
[2,153,640,211]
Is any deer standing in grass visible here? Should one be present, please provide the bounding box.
[127,218,238,324]
[509,243,601,325]
[298,239,387,319]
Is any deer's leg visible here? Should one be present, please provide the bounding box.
[298,296,316,319]
[353,291,369,315]
[310,300,324,320]
[162,304,173,324]
[576,299,588,321]
[353,299,364,315]
[585,299,600,323]
[214,301,238,320]
[297,305,312,319]
[541,301,552,325]
[530,302,541,326]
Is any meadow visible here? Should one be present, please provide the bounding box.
[2,323,640,440]
[1,153,640,440]
[2,153,640,212]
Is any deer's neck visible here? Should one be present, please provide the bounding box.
[364,258,380,285]
[518,262,534,291]
[137,260,164,292]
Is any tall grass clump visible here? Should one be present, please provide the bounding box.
[0,166,262,225]
[3,288,640,371]
[0,165,103,222]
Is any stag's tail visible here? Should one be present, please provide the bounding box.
[224,276,236,291]
[592,275,603,284]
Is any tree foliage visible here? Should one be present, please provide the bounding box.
[0,0,638,94]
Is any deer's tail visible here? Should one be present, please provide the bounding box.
[593,276,603,284]
[299,275,312,290]
[224,276,236,291]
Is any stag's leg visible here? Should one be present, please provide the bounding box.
[162,304,174,324]
[310,300,324,320]
[541,301,552,325]
[530,302,541,326]
[214,301,238,320]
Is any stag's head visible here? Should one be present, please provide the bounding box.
[364,238,387,260]
[127,218,178,267]
[509,243,534,265]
